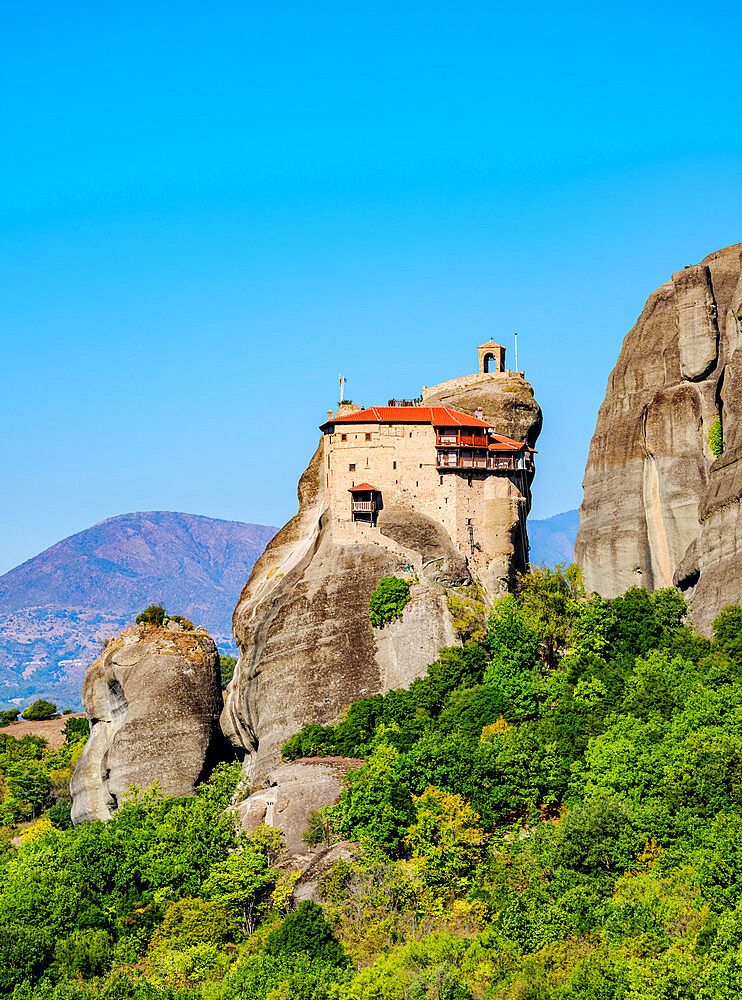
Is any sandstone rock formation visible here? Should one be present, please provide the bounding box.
[222,365,541,782]
[576,243,742,631]
[237,757,362,855]
[71,622,232,823]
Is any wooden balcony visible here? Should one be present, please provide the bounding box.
[436,433,489,448]
[352,501,377,512]
[436,450,528,472]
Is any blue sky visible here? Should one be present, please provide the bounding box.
[3,1,742,573]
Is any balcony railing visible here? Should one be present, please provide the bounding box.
[436,434,489,448]
[436,451,530,472]
[352,501,376,512]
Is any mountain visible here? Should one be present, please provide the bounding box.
[0,512,276,709]
[575,243,742,632]
[528,509,579,566]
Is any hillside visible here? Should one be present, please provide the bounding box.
[0,512,276,709]
[528,508,579,566]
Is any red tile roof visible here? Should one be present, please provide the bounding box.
[321,405,492,429]
[488,433,537,453]
[348,483,380,492]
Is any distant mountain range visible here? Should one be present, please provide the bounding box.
[528,509,579,567]
[0,512,276,710]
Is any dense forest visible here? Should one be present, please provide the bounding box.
[3,567,742,998]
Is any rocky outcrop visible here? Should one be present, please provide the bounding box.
[576,243,742,631]
[236,757,362,854]
[223,372,541,782]
[70,623,232,823]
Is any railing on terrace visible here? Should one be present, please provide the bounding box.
[352,501,376,512]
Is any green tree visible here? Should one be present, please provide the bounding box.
[201,847,275,935]
[220,655,237,689]
[22,699,57,721]
[405,786,484,896]
[136,605,167,627]
[708,416,724,457]
[63,716,89,743]
[266,900,347,966]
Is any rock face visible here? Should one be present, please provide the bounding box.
[576,243,742,631]
[236,757,362,855]
[222,363,541,782]
[70,623,232,823]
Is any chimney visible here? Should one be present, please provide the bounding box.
[474,406,485,421]
[327,410,334,421]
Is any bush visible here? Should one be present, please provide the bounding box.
[265,900,346,966]
[220,655,237,689]
[0,709,19,727]
[48,800,73,830]
[63,717,89,744]
[22,700,57,721]
[369,577,411,627]
[708,416,724,457]
[136,605,167,627]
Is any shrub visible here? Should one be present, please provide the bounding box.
[0,709,19,727]
[170,614,195,630]
[265,900,347,966]
[63,717,89,744]
[136,605,167,627]
[220,655,237,689]
[369,577,411,627]
[708,416,723,457]
[55,928,112,978]
[22,700,57,721]
[48,800,73,830]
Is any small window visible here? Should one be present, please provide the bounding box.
[393,461,397,469]
[349,463,356,471]
[409,432,412,438]
[327,457,330,468]
[468,477,472,487]
[365,432,371,441]
[416,481,419,487]
[419,463,422,468]
[341,433,347,441]
[439,476,443,485]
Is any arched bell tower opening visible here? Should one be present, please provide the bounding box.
[478,340,506,374]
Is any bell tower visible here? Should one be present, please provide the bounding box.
[478,340,506,374]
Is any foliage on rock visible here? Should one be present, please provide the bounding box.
[368,577,411,627]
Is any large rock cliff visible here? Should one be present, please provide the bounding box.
[70,622,232,823]
[576,243,742,631]
[222,374,541,782]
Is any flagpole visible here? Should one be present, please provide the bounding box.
[514,331,518,373]
[339,374,344,404]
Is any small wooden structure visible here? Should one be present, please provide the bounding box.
[348,483,382,524]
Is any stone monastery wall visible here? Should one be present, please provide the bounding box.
[323,420,530,583]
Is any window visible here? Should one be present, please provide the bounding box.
[409,432,412,438]
[327,457,330,468]
[341,434,347,441]
[349,463,356,471]
[468,476,472,487]
[419,463,422,468]
[440,476,443,485]
[393,461,397,469]
[416,481,419,487]
[365,432,371,441]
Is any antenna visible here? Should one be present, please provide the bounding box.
[514,331,518,373]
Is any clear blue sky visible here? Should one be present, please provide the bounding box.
[3,1,742,574]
